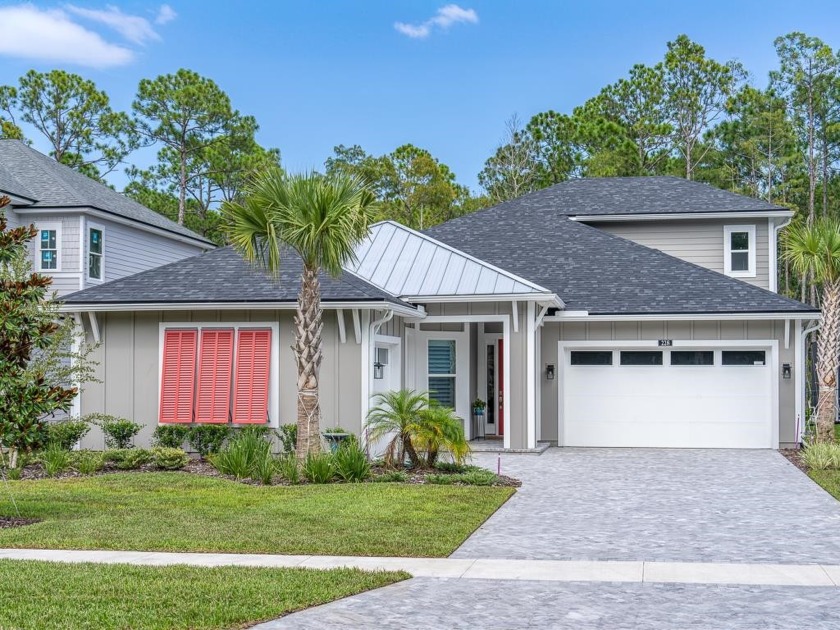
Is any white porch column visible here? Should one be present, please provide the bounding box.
[526,301,536,449]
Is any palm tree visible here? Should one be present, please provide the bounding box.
[784,217,840,442]
[223,169,376,458]
[415,403,470,467]
[365,390,428,468]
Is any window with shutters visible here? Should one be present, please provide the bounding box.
[159,325,274,425]
[428,339,456,408]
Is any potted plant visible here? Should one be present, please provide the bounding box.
[322,426,352,452]
[472,399,486,416]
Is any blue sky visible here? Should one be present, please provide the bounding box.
[3,1,840,192]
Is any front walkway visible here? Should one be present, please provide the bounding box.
[455,448,840,564]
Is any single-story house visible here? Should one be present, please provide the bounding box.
[62,176,819,451]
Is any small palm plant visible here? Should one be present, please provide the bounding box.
[224,169,376,458]
[365,390,428,468]
[415,404,470,468]
[784,217,840,442]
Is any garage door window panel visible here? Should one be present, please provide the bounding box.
[671,351,714,366]
[722,350,766,366]
[570,351,613,366]
[620,351,663,366]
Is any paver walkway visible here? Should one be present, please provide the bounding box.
[454,448,840,564]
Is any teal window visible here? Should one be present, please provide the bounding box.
[89,228,103,280]
[39,229,58,270]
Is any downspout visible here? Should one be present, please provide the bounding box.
[363,309,394,454]
[799,319,821,443]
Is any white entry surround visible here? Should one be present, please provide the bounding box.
[558,339,779,449]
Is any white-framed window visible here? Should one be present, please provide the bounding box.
[37,222,61,271]
[88,227,103,280]
[428,339,456,408]
[724,225,756,278]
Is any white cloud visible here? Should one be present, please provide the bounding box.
[394,4,478,39]
[0,4,134,68]
[66,4,160,45]
[156,4,176,25]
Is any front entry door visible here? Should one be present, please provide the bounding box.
[484,338,505,437]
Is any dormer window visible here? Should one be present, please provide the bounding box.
[37,223,61,271]
[724,225,756,278]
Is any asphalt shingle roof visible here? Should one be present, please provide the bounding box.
[62,246,413,307]
[425,194,816,315]
[482,176,786,217]
[0,139,213,245]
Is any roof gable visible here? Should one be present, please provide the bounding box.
[348,220,555,299]
[0,139,213,245]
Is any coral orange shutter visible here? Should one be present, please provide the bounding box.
[232,329,272,424]
[194,329,234,423]
[159,329,198,423]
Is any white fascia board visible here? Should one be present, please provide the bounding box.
[14,206,215,249]
[543,312,819,322]
[369,220,555,294]
[569,210,794,222]
[404,292,564,307]
[60,300,424,318]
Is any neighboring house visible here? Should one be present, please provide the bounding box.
[61,176,818,451]
[0,139,215,296]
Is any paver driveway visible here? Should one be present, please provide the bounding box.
[454,448,840,564]
[261,448,840,629]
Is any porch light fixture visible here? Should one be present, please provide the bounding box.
[782,363,791,380]
[373,360,384,380]
[546,363,555,380]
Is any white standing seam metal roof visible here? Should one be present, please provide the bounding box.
[347,221,558,300]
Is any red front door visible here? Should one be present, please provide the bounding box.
[498,339,504,436]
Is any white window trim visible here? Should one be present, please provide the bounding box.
[87,224,105,283]
[36,221,62,272]
[157,322,281,428]
[724,225,756,278]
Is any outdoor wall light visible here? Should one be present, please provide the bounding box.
[373,361,384,380]
[546,363,556,380]
[782,363,792,380]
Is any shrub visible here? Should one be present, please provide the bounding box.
[115,448,152,470]
[41,443,71,477]
[277,424,297,453]
[92,415,142,449]
[275,454,300,484]
[103,449,128,463]
[47,419,90,450]
[188,425,230,457]
[5,467,21,481]
[254,451,276,485]
[302,452,334,484]
[153,425,190,449]
[209,430,270,479]
[371,470,407,483]
[803,443,840,470]
[334,442,370,482]
[458,469,498,486]
[152,447,190,470]
[72,450,104,475]
[434,461,466,474]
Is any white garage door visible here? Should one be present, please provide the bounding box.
[561,345,775,449]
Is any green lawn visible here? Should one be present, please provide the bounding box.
[0,559,406,630]
[809,469,840,500]
[0,473,513,557]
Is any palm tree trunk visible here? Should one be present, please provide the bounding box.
[294,263,323,458]
[815,279,840,442]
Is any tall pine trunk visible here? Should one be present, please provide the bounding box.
[294,263,323,458]
[815,279,840,441]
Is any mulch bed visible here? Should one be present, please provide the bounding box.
[8,458,521,487]
[779,448,808,473]
[0,516,40,529]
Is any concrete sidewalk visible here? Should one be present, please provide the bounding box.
[2,548,840,587]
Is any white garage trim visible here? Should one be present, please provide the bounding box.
[557,339,779,449]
